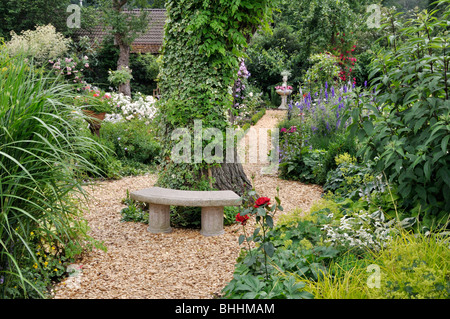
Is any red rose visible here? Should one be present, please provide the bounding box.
[254,197,271,208]
[236,212,249,225]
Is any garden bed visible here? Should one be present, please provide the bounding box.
[51,111,323,299]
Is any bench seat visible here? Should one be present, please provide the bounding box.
[130,187,242,236]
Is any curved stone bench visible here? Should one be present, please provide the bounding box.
[130,187,242,236]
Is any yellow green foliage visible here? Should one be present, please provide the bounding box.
[335,152,356,166]
[368,232,450,299]
[277,198,343,227]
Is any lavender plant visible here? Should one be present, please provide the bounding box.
[278,81,375,184]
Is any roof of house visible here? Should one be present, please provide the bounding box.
[76,9,167,54]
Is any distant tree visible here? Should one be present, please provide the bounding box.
[148,0,165,8]
[98,0,149,96]
[382,0,429,12]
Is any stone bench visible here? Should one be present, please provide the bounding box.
[130,187,242,236]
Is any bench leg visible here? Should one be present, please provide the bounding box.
[147,204,172,234]
[200,206,224,237]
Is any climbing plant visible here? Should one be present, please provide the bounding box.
[156,0,276,195]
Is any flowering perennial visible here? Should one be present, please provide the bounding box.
[275,85,293,91]
[254,197,271,208]
[104,93,157,123]
[321,211,394,252]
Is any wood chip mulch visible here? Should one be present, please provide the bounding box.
[52,109,323,299]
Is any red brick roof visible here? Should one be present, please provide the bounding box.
[76,9,166,54]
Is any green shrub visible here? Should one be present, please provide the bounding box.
[303,52,340,93]
[324,153,380,200]
[100,119,161,165]
[277,117,302,133]
[130,52,160,95]
[251,108,266,125]
[120,191,148,223]
[343,2,450,228]
[279,145,328,185]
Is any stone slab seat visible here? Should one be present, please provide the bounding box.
[130,187,242,236]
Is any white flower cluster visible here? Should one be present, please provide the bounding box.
[104,92,157,124]
[321,210,394,252]
[6,24,70,62]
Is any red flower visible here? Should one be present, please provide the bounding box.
[236,212,249,225]
[254,197,271,208]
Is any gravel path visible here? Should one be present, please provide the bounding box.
[52,109,323,299]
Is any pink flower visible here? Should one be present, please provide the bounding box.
[281,128,287,133]
[93,93,100,97]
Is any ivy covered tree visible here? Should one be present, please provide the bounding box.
[156,0,275,197]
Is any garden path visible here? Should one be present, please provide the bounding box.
[52,109,323,299]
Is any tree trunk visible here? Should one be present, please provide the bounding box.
[210,148,252,197]
[116,34,132,97]
[113,0,132,97]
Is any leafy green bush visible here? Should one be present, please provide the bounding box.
[223,210,339,299]
[130,52,160,96]
[251,108,266,125]
[324,153,381,200]
[303,52,340,93]
[100,119,161,165]
[343,2,450,228]
[120,191,148,223]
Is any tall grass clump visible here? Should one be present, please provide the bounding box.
[0,49,105,298]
